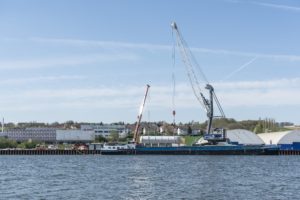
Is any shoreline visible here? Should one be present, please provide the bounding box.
[0,148,297,155]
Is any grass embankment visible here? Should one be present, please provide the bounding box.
[183,136,202,146]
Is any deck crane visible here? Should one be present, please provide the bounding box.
[133,84,150,144]
[171,22,226,144]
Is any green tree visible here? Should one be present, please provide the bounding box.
[0,138,17,149]
[17,143,26,149]
[95,135,108,143]
[23,141,39,149]
[108,131,119,142]
[254,122,264,134]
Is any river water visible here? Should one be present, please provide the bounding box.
[0,155,299,200]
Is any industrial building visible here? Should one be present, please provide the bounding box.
[258,130,300,150]
[0,132,6,138]
[1,128,56,142]
[1,128,96,143]
[56,130,95,143]
[81,124,129,138]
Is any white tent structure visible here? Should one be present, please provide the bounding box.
[226,129,264,145]
[258,130,300,150]
[196,129,264,145]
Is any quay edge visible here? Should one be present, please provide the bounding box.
[0,145,279,155]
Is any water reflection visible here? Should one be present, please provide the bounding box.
[0,156,300,199]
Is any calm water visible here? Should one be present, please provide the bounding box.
[0,155,300,200]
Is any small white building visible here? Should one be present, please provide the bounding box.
[81,124,129,138]
[177,128,188,136]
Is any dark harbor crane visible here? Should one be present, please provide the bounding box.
[171,22,226,144]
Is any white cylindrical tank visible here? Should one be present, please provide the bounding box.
[140,136,181,144]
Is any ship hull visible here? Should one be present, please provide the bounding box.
[100,145,279,155]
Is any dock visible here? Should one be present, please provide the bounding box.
[0,149,102,155]
[0,148,281,155]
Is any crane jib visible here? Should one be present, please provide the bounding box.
[171,22,226,144]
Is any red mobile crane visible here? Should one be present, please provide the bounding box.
[133,84,150,144]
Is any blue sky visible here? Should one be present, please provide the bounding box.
[0,0,300,124]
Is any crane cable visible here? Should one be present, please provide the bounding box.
[172,23,226,117]
[181,34,209,84]
[172,27,207,111]
[213,92,225,118]
[171,29,176,126]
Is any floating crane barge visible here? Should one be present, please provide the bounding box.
[0,146,280,155]
[103,22,279,156]
[99,145,279,155]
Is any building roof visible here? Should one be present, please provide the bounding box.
[258,130,300,145]
[227,129,264,145]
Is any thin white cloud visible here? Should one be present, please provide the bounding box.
[30,37,170,51]
[0,75,86,85]
[30,37,300,62]
[214,78,300,90]
[0,53,138,70]
[219,89,300,107]
[226,0,300,12]
[0,78,299,113]
[253,2,300,12]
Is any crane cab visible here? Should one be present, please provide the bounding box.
[204,128,227,144]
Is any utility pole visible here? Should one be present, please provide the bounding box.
[2,118,4,132]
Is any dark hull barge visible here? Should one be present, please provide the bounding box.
[100,145,279,155]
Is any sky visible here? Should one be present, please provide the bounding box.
[0,0,300,124]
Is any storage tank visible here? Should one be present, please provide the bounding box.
[140,136,182,147]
